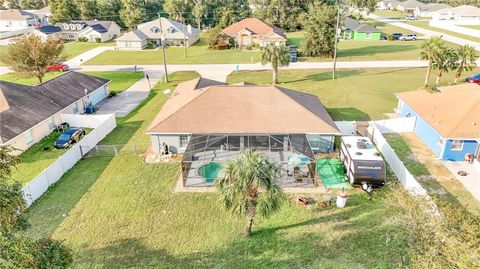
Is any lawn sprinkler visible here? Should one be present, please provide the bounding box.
[362,182,374,201]
[336,188,347,208]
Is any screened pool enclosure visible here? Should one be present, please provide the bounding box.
[180,134,320,188]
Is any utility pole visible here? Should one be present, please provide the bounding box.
[158,13,169,82]
[183,17,187,58]
[332,4,341,79]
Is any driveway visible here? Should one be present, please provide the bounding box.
[442,161,480,202]
[96,71,161,117]
[368,14,480,52]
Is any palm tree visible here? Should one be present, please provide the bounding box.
[419,37,444,88]
[215,149,286,236]
[261,43,291,84]
[454,45,478,83]
[433,47,457,85]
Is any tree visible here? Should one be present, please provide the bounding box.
[97,0,124,27]
[76,0,98,20]
[0,146,73,269]
[419,37,445,88]
[454,45,478,83]
[20,0,47,9]
[216,149,286,236]
[261,43,291,84]
[433,47,457,85]
[120,0,146,29]
[163,0,192,22]
[193,0,206,29]
[251,0,310,31]
[302,3,338,58]
[49,0,80,23]
[3,35,66,84]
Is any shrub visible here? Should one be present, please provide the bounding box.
[387,34,395,41]
[109,91,117,97]
[95,37,101,43]
[146,41,156,49]
[245,45,253,50]
[77,36,88,42]
[32,238,73,269]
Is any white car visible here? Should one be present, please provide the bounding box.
[399,34,416,41]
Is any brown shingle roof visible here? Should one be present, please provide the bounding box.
[222,18,286,40]
[396,84,480,139]
[0,9,34,20]
[147,78,339,134]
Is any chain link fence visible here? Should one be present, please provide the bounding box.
[82,143,151,158]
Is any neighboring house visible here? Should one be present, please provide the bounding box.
[396,83,480,164]
[341,17,382,40]
[397,0,424,13]
[387,0,402,10]
[0,72,110,153]
[413,3,451,18]
[376,0,400,10]
[146,77,340,188]
[221,18,287,47]
[32,6,51,24]
[56,21,121,42]
[29,25,62,41]
[116,17,200,50]
[0,9,37,31]
[432,5,480,22]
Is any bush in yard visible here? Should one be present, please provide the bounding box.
[95,37,101,43]
[32,238,73,269]
[109,90,117,97]
[302,3,338,58]
[207,27,234,50]
[387,34,395,41]
[77,36,88,42]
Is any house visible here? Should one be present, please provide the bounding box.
[29,25,62,41]
[33,6,51,24]
[0,9,37,31]
[221,18,287,47]
[432,5,480,22]
[413,3,450,18]
[376,0,400,10]
[0,72,110,153]
[397,0,424,14]
[387,0,402,10]
[56,21,121,42]
[342,17,382,40]
[396,83,480,164]
[116,17,200,50]
[146,77,340,188]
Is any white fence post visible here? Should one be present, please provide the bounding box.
[20,114,116,207]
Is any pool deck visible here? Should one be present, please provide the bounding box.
[179,149,324,192]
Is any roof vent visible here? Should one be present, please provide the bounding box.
[374,152,380,157]
[357,141,367,149]
[355,152,363,156]
[346,143,352,148]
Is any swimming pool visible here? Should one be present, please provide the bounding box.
[198,162,224,182]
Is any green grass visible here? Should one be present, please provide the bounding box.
[23,71,410,268]
[405,21,480,42]
[0,71,143,92]
[374,10,407,19]
[85,38,261,65]
[383,133,430,177]
[226,67,479,120]
[462,25,480,30]
[63,41,114,60]
[11,129,90,186]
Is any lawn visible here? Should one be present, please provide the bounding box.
[85,38,261,65]
[384,133,480,215]
[0,71,143,92]
[11,129,90,186]
[226,67,479,120]
[405,20,480,42]
[24,71,411,268]
[462,25,480,30]
[373,10,407,19]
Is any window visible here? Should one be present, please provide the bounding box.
[24,130,33,145]
[451,140,463,151]
[179,134,189,148]
[72,103,78,114]
[47,116,55,130]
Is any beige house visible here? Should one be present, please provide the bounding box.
[115,29,149,50]
[0,72,110,154]
[0,9,37,31]
[221,18,287,47]
[432,5,480,22]
[55,21,121,42]
[413,3,451,18]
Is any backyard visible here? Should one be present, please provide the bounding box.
[226,67,479,120]
[23,71,411,268]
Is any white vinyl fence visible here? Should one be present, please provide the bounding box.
[368,122,427,196]
[372,117,416,134]
[334,121,357,136]
[21,114,116,207]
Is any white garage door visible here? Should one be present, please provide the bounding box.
[89,87,107,105]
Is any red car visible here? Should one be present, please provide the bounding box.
[465,74,480,84]
[47,63,69,72]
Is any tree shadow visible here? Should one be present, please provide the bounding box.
[284,69,363,83]
[327,107,371,121]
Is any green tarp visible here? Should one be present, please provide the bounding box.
[317,158,351,189]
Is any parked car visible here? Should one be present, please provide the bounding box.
[399,34,416,41]
[465,74,480,84]
[405,15,416,20]
[392,32,403,40]
[54,128,86,149]
[47,63,69,72]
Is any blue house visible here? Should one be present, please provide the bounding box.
[396,83,480,165]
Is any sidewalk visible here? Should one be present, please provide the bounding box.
[96,71,161,117]
[65,46,115,66]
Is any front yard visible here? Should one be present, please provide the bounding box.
[404,20,480,42]
[23,71,411,268]
[226,67,479,120]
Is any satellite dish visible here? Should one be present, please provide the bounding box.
[163,89,171,95]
